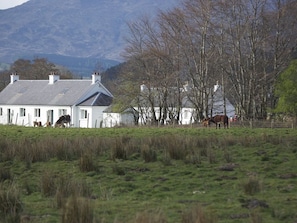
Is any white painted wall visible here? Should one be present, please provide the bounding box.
[77,106,108,128]
[102,112,121,127]
[102,112,136,127]
[0,105,72,127]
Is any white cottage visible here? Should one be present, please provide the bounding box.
[211,82,235,118]
[180,82,236,124]
[0,73,113,128]
[135,82,235,125]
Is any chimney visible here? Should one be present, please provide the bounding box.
[49,72,60,84]
[140,83,148,92]
[92,72,101,84]
[10,72,19,84]
[214,81,219,92]
[183,81,189,92]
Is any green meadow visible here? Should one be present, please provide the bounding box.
[0,125,296,223]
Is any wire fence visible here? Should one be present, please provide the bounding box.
[229,120,296,129]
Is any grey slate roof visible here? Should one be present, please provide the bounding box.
[0,79,111,106]
[78,92,113,106]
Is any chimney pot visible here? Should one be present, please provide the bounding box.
[92,72,101,84]
[10,72,19,84]
[49,73,60,84]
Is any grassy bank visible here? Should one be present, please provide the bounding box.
[0,125,296,222]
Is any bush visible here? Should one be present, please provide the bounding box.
[184,150,201,165]
[79,153,97,172]
[0,183,23,223]
[243,176,262,195]
[133,210,167,223]
[55,177,92,209]
[112,164,126,176]
[111,138,127,160]
[161,152,172,166]
[40,170,56,197]
[181,205,217,223]
[62,195,94,223]
[0,167,12,182]
[141,145,157,162]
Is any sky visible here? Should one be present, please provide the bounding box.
[0,0,29,9]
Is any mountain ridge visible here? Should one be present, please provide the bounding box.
[0,0,180,74]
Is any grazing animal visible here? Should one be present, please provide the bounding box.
[209,115,229,129]
[33,121,42,127]
[54,115,71,128]
[202,118,211,127]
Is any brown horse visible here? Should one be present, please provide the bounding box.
[209,115,229,129]
[202,118,211,127]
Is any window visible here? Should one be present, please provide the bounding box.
[184,110,189,119]
[20,108,26,117]
[0,107,2,116]
[59,109,67,116]
[34,108,41,117]
[81,109,88,119]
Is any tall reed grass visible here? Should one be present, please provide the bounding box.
[0,182,22,223]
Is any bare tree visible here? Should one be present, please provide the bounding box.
[122,0,297,123]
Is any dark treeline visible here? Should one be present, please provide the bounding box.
[0,58,73,91]
[112,0,297,122]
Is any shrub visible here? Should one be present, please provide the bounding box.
[111,138,126,160]
[98,185,114,201]
[181,205,217,223]
[133,210,167,223]
[250,210,263,223]
[160,152,172,166]
[223,149,233,163]
[52,175,92,209]
[154,135,189,160]
[0,138,15,162]
[112,164,126,175]
[141,145,157,162]
[243,176,262,195]
[22,179,36,195]
[17,139,49,163]
[184,150,201,165]
[79,153,97,172]
[0,167,12,182]
[54,138,78,161]
[40,170,56,197]
[0,183,23,223]
[62,195,94,223]
[207,148,216,164]
[167,146,186,160]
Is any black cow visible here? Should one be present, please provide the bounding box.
[54,115,71,128]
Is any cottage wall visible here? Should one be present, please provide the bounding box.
[77,106,108,128]
[0,105,72,127]
[102,112,121,127]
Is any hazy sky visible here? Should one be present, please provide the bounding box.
[0,0,29,9]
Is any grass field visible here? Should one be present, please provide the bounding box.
[0,125,296,223]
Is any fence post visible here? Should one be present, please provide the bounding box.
[249,120,253,128]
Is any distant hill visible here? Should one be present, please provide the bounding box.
[0,0,180,75]
[22,54,120,76]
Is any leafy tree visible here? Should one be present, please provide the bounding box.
[9,57,74,80]
[0,58,74,91]
[11,58,59,80]
[275,59,297,117]
[0,70,11,91]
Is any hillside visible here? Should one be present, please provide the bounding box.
[0,0,180,74]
